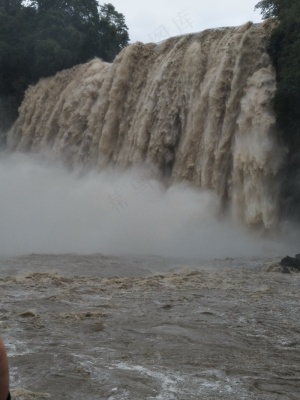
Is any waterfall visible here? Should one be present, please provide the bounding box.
[7,20,285,229]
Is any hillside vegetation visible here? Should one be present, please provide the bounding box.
[256,0,300,220]
[0,0,129,139]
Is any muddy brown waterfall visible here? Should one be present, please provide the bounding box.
[8,20,285,230]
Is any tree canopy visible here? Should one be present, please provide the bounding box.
[0,0,129,138]
[256,0,300,219]
[255,0,286,19]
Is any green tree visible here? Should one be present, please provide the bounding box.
[255,0,284,18]
[0,0,28,135]
[256,0,300,220]
[98,3,129,61]
[0,0,130,141]
[28,1,129,76]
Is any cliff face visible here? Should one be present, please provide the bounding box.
[8,20,284,229]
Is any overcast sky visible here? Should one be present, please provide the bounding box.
[110,0,263,43]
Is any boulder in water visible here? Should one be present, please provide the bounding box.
[264,255,300,273]
[279,256,300,272]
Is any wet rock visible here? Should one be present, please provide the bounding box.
[161,304,173,310]
[19,309,38,318]
[280,256,300,268]
[276,256,300,273]
[263,261,300,273]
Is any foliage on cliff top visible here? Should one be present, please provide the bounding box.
[256,0,300,145]
[0,0,129,135]
[256,0,300,218]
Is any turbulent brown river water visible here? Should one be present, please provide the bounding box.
[2,19,300,400]
[1,253,299,400]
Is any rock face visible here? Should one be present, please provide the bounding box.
[7,21,285,229]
